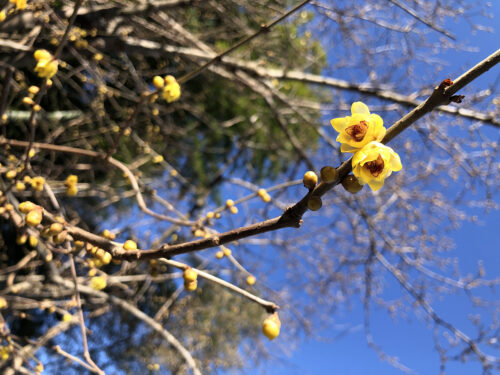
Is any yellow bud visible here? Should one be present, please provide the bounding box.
[93,53,103,61]
[19,201,37,213]
[152,155,164,163]
[193,229,205,237]
[258,188,271,202]
[246,275,256,286]
[62,313,72,323]
[46,79,53,87]
[90,276,107,291]
[307,196,322,211]
[101,252,112,264]
[28,148,36,158]
[206,211,214,219]
[66,185,78,196]
[95,248,106,259]
[215,251,224,259]
[230,206,238,214]
[123,240,137,251]
[26,209,43,226]
[183,268,198,282]
[0,297,7,309]
[49,222,64,235]
[34,49,51,61]
[5,169,16,179]
[29,235,38,247]
[35,363,44,373]
[303,171,318,189]
[262,313,281,340]
[88,268,97,277]
[222,247,232,257]
[16,182,26,191]
[341,175,363,194]
[225,199,234,207]
[184,280,197,291]
[215,212,221,219]
[16,233,28,245]
[152,76,165,89]
[28,86,40,95]
[320,166,337,183]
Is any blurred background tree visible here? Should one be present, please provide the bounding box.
[0,0,499,374]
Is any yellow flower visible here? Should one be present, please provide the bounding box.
[10,0,26,10]
[33,49,58,79]
[352,141,402,191]
[90,276,107,291]
[331,102,386,153]
[0,11,6,22]
[161,75,181,103]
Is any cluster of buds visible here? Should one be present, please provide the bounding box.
[64,175,78,196]
[257,188,271,203]
[22,85,42,112]
[33,49,58,79]
[225,199,238,214]
[183,267,198,291]
[87,245,112,266]
[19,201,43,227]
[152,75,181,103]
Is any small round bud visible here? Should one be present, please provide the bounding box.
[320,166,337,183]
[49,222,64,235]
[123,240,137,251]
[19,201,37,213]
[225,199,234,207]
[229,206,238,214]
[101,252,112,264]
[26,209,43,226]
[17,234,28,245]
[222,247,232,256]
[152,76,165,89]
[246,275,256,286]
[206,211,215,219]
[29,235,38,247]
[184,280,197,291]
[303,171,318,190]
[215,251,224,259]
[341,175,363,194]
[262,313,281,340]
[307,196,322,211]
[183,268,198,283]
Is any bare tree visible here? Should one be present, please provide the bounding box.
[0,0,499,374]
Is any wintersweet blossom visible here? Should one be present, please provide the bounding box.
[33,49,58,79]
[331,102,386,153]
[352,141,402,191]
[161,75,181,103]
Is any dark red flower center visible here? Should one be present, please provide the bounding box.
[345,120,368,142]
[364,155,384,177]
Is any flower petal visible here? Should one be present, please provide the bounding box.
[351,102,370,115]
[367,179,384,191]
[331,117,347,132]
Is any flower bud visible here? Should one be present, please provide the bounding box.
[183,268,198,283]
[341,175,363,194]
[320,166,337,183]
[262,313,281,340]
[303,171,318,189]
[307,196,322,211]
